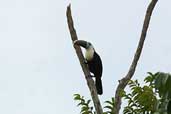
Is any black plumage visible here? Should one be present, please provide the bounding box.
[74,40,103,95]
[86,51,103,95]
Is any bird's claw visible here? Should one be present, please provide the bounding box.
[87,75,95,78]
[84,60,88,64]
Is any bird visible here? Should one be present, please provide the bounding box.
[74,40,103,95]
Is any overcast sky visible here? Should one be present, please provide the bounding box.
[0,0,171,114]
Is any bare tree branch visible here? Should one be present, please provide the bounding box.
[114,0,158,114]
[66,4,103,114]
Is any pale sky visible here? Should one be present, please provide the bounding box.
[0,0,171,114]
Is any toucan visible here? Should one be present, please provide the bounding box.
[74,40,103,95]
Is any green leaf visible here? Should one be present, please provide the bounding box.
[166,76,171,98]
[81,96,85,102]
[111,97,115,103]
[82,111,90,114]
[86,100,91,105]
[105,101,113,106]
[81,106,89,113]
[104,105,113,110]
[144,72,155,83]
[103,112,108,114]
[74,94,81,100]
[147,72,154,76]
[77,102,87,107]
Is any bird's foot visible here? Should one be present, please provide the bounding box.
[86,74,95,78]
[84,60,88,64]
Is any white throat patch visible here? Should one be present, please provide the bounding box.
[85,46,94,61]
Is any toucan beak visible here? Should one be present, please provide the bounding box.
[74,40,88,48]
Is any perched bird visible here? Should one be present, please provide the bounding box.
[74,40,103,95]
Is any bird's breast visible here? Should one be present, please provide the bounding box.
[85,48,94,61]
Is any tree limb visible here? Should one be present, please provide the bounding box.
[114,0,158,114]
[66,4,103,114]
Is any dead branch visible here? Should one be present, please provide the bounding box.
[114,0,158,114]
[66,4,103,114]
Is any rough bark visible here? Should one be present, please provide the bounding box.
[114,0,158,114]
[66,4,103,114]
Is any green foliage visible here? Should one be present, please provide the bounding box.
[103,97,115,114]
[123,72,171,114]
[123,79,157,114]
[153,72,171,114]
[73,94,95,114]
[154,72,171,98]
[73,72,171,114]
[144,72,157,87]
[73,94,116,114]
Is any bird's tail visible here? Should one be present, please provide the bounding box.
[95,78,103,95]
